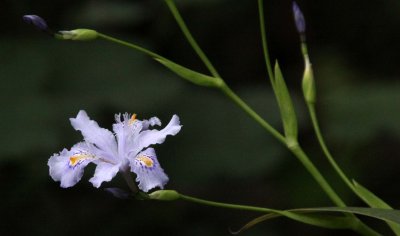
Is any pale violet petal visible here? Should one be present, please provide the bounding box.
[48,142,95,188]
[141,117,161,130]
[113,113,143,156]
[70,110,117,156]
[130,148,169,192]
[89,162,120,188]
[132,115,181,155]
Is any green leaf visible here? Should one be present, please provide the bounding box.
[274,61,298,146]
[353,180,391,209]
[353,180,400,235]
[234,207,400,234]
[155,58,224,88]
[306,207,400,224]
[232,211,352,234]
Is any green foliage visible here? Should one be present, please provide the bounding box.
[301,57,316,104]
[237,207,400,234]
[273,62,298,146]
[155,58,223,88]
[352,181,400,235]
[57,29,98,41]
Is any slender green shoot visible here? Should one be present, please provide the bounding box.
[307,105,354,190]
[165,0,221,78]
[257,0,275,86]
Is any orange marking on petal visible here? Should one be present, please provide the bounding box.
[137,156,154,168]
[69,154,93,167]
[129,113,137,125]
[69,156,79,166]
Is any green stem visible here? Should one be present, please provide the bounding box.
[307,104,389,235]
[165,0,221,78]
[121,169,139,194]
[97,25,379,236]
[307,104,355,190]
[219,82,344,205]
[353,222,382,236]
[289,137,381,235]
[180,194,275,213]
[219,83,379,235]
[290,144,346,206]
[98,33,165,60]
[219,83,286,144]
[257,0,275,85]
[180,193,380,236]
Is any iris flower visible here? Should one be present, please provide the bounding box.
[48,110,181,192]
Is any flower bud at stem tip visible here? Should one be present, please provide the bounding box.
[292,1,306,34]
[149,190,180,201]
[23,15,50,33]
[57,29,98,41]
[302,55,316,104]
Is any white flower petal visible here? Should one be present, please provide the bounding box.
[130,148,169,192]
[141,117,161,130]
[113,113,143,156]
[70,110,117,156]
[133,115,181,154]
[89,162,120,188]
[49,112,181,190]
[48,142,94,188]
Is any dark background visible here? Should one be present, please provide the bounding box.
[1,0,400,235]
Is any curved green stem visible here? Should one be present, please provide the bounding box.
[179,193,380,236]
[219,82,342,206]
[98,33,166,60]
[289,144,346,207]
[219,83,380,235]
[219,82,343,206]
[307,104,355,190]
[308,104,397,235]
[257,0,275,85]
[219,83,286,144]
[165,0,221,78]
[97,24,379,236]
[180,194,275,213]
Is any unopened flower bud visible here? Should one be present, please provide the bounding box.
[302,56,316,104]
[58,29,98,41]
[292,2,306,34]
[23,15,49,32]
[149,190,180,201]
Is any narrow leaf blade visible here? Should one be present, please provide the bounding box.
[234,207,400,234]
[155,58,223,88]
[352,180,400,235]
[274,61,298,144]
[233,210,352,234]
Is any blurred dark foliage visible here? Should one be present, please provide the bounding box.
[1,0,400,235]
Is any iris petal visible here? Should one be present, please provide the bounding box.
[89,163,121,188]
[141,117,161,130]
[130,148,169,192]
[48,142,94,188]
[132,115,181,155]
[70,110,117,157]
[113,113,143,157]
[49,111,180,191]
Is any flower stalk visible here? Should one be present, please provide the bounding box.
[164,0,220,78]
[25,1,396,234]
[257,0,275,86]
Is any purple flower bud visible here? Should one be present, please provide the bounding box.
[292,2,306,34]
[23,15,49,32]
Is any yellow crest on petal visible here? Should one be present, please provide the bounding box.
[128,113,137,125]
[137,155,154,168]
[69,154,93,167]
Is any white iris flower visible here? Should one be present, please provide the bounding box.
[48,110,181,192]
